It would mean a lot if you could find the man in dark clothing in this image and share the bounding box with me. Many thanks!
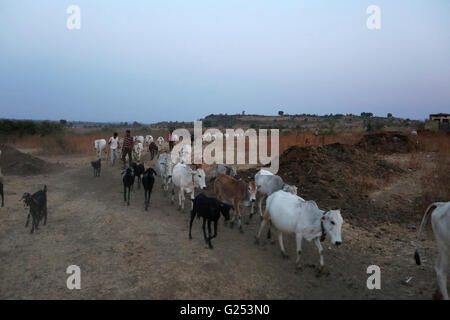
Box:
[122,130,134,168]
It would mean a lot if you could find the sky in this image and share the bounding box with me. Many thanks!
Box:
[0,0,449,123]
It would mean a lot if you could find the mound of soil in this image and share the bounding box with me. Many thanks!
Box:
[355,132,416,154]
[237,143,404,226]
[0,144,61,176]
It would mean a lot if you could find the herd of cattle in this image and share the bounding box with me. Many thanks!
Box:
[94,135,164,162]
[0,136,448,300]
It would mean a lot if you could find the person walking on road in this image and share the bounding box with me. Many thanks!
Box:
[109,132,120,166]
[122,130,134,169]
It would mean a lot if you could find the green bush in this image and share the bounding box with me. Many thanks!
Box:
[0,119,64,136]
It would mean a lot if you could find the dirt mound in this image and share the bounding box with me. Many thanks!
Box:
[237,143,404,226]
[0,144,61,176]
[355,132,416,154]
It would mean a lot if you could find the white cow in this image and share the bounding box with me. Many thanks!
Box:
[94,139,107,159]
[157,152,173,191]
[178,144,192,164]
[216,164,237,177]
[256,190,343,270]
[414,202,450,300]
[134,136,144,144]
[157,136,164,145]
[252,168,298,218]
[133,142,144,162]
[145,135,154,144]
[117,138,124,156]
[171,163,206,211]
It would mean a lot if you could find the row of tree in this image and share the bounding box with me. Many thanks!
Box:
[0,119,65,136]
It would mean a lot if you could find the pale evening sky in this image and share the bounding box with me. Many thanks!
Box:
[0,1,449,123]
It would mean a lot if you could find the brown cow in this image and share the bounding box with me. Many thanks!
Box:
[214,174,257,233]
[148,142,158,160]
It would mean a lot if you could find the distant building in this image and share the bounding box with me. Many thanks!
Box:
[429,113,450,131]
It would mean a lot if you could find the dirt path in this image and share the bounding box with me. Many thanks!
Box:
[0,155,439,299]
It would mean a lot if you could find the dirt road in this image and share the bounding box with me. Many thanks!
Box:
[0,154,438,299]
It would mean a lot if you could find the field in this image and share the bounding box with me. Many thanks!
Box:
[0,130,449,299]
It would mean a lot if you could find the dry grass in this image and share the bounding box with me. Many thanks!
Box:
[5,134,103,155]
[278,130,365,154]
[415,132,450,212]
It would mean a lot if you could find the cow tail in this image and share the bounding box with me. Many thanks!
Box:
[414,203,437,265]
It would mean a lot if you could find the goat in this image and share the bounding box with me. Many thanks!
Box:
[189,194,233,249]
[21,185,48,234]
[142,168,158,211]
[91,159,101,177]
[122,168,135,206]
[131,162,145,190]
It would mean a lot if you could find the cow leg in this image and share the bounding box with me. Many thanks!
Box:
[237,205,243,233]
[127,187,131,206]
[267,221,275,244]
[314,238,325,271]
[207,220,213,249]
[295,233,303,268]
[227,200,237,228]
[279,232,288,258]
[123,185,127,202]
[255,218,267,244]
[178,189,183,210]
[171,186,175,204]
[435,253,449,300]
[189,210,196,239]
[181,189,186,210]
[255,197,262,219]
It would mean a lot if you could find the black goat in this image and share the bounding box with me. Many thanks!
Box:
[142,168,157,211]
[91,159,101,177]
[131,162,145,190]
[21,185,47,234]
[189,194,233,249]
[122,167,135,206]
